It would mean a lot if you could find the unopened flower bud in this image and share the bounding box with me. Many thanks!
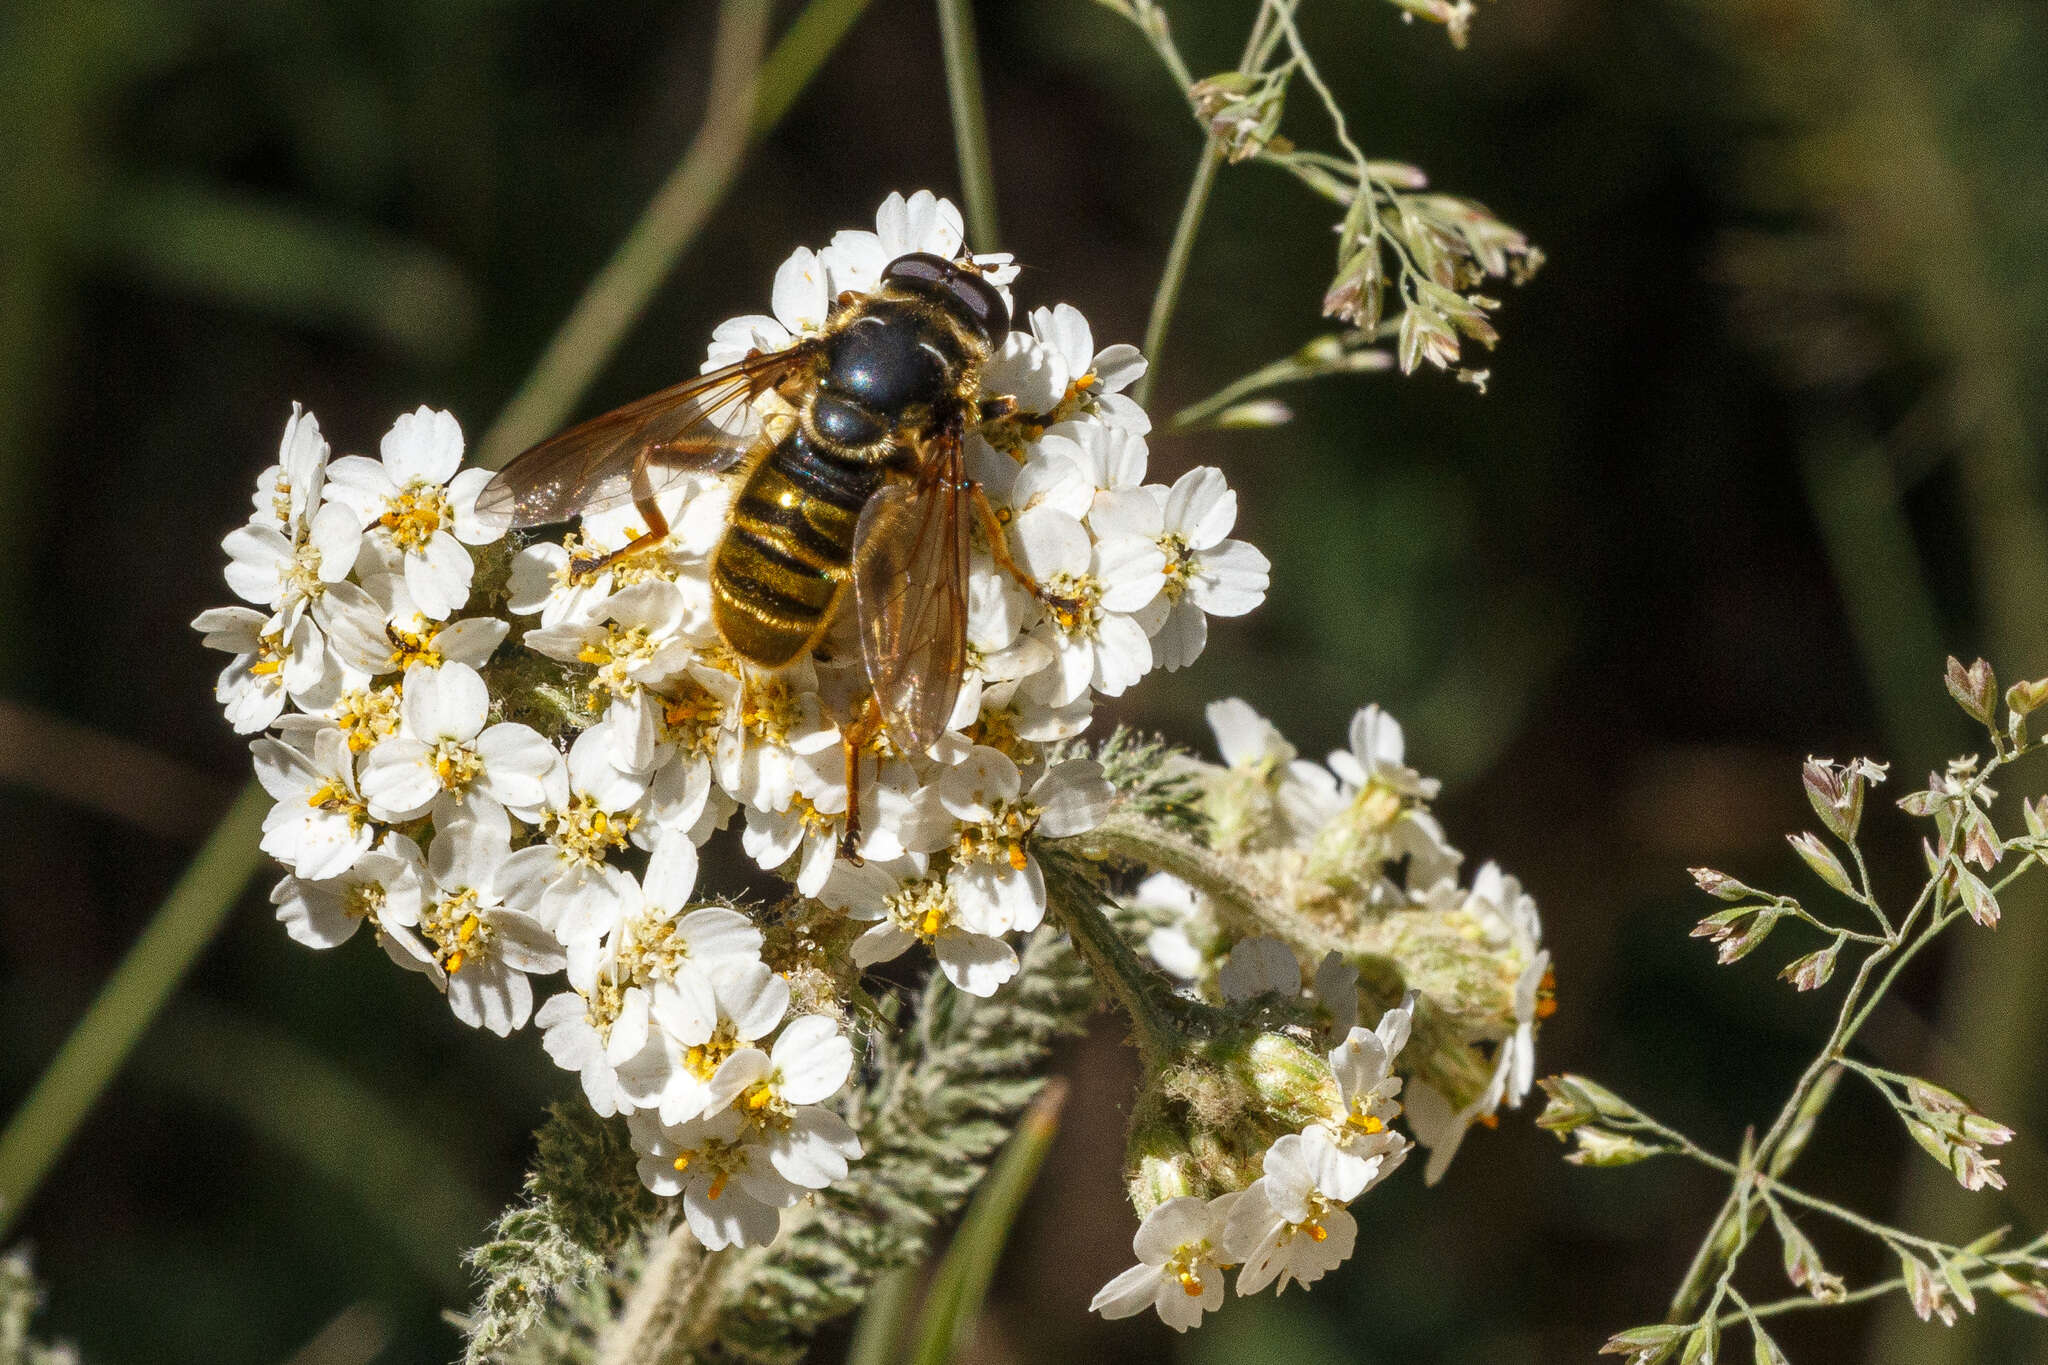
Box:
[1787,831,1854,895]
[1238,1030,1343,1128]
[1322,245,1386,332]
[1802,756,1873,842]
[1565,1126,1660,1167]
[1214,399,1294,429]
[1946,656,1998,728]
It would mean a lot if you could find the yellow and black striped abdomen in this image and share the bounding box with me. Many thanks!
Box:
[712,432,884,668]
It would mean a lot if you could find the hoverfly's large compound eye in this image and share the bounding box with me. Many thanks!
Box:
[882,252,1011,345]
[940,270,1009,345]
[881,252,953,289]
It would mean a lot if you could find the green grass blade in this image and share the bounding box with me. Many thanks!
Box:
[908,1078,1068,1365]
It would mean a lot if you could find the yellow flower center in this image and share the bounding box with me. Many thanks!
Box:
[333,686,402,753]
[431,739,484,793]
[249,628,289,679]
[955,802,1037,872]
[1351,780,1403,832]
[740,678,805,744]
[1043,573,1103,637]
[342,881,386,923]
[421,888,488,973]
[551,796,637,864]
[385,620,442,671]
[305,779,369,830]
[379,480,450,552]
[660,680,725,755]
[1165,1241,1214,1298]
[685,1023,739,1081]
[577,623,656,697]
[964,707,1030,762]
[886,879,957,944]
[1159,533,1196,601]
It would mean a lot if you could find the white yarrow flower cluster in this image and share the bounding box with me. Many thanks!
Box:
[1140,700,1548,1179]
[199,192,1268,1244]
[1094,696,1550,1328]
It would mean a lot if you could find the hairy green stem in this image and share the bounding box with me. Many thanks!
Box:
[1044,852,1179,1067]
[935,0,999,252]
[0,0,881,1240]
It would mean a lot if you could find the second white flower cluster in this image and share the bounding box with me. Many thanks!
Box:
[1097,985,1416,1331]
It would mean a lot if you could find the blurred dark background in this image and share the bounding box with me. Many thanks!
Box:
[6,0,2048,1360]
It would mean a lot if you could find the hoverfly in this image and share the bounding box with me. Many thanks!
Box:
[474,252,1065,857]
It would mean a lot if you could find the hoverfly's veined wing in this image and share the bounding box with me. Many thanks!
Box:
[852,434,971,755]
[474,345,817,530]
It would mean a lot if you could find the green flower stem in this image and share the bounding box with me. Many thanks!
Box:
[1079,806,1359,963]
[1665,1138,1976,1261]
[934,0,999,252]
[593,1223,724,1365]
[0,780,269,1235]
[1666,754,2022,1320]
[1133,142,1222,412]
[1170,348,1302,431]
[1044,852,1180,1068]
[0,0,882,1240]
[748,0,877,137]
[1130,0,1293,411]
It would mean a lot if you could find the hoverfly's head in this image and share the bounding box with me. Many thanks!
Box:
[882,252,1010,346]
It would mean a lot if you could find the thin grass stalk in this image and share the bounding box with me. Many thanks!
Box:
[934,0,1000,252]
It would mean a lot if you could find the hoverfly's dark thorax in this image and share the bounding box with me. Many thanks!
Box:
[824,304,949,414]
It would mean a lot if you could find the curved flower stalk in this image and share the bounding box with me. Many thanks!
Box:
[196,190,1549,1357]
[1559,659,2048,1364]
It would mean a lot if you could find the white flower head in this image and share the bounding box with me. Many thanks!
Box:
[271,831,427,954]
[357,662,566,824]
[223,408,363,622]
[251,725,375,881]
[1029,302,1150,433]
[1225,1125,1392,1295]
[1090,1193,1239,1332]
[822,858,1021,998]
[322,407,500,620]
[918,749,1113,937]
[399,804,567,1035]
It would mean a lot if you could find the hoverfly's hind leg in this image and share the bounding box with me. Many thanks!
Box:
[968,482,1084,616]
[838,696,884,864]
[568,460,673,581]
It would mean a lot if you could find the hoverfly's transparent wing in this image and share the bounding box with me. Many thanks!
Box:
[852,433,971,755]
[474,345,816,529]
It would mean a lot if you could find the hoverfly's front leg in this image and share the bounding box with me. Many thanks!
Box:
[838,696,884,864]
[568,458,672,581]
[968,483,1084,616]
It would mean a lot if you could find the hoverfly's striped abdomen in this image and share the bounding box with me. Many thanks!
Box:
[712,431,884,667]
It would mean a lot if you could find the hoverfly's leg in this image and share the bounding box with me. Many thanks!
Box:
[838,697,884,864]
[968,482,1084,614]
[568,461,672,581]
[977,394,1019,423]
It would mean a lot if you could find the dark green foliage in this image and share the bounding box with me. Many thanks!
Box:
[460,1106,656,1365]
[459,923,1097,1365]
